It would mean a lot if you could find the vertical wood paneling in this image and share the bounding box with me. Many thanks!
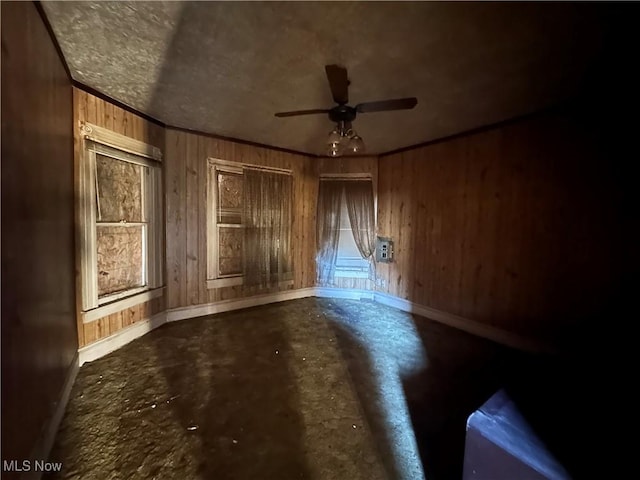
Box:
[398,153,414,299]
[413,153,429,302]
[82,297,164,346]
[74,88,165,346]
[165,129,318,308]
[302,157,319,287]
[165,130,187,309]
[293,154,304,287]
[197,136,208,306]
[74,88,165,145]
[376,158,391,291]
[377,110,621,339]
[185,134,200,305]
[1,1,76,463]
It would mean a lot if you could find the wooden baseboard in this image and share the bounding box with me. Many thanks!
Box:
[314,287,374,301]
[166,287,317,322]
[372,291,554,354]
[22,352,79,479]
[78,312,167,366]
[78,287,553,365]
[82,287,164,324]
[79,289,316,364]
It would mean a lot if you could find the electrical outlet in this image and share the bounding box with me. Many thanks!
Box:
[376,236,393,263]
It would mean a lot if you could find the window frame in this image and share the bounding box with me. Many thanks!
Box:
[207,161,244,288]
[78,122,164,319]
[335,196,371,278]
[206,158,293,290]
[319,174,375,279]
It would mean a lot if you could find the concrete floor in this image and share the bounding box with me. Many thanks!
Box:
[48,298,525,479]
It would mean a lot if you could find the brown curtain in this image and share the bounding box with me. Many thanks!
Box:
[243,168,293,288]
[316,180,344,285]
[344,180,376,281]
[344,180,376,279]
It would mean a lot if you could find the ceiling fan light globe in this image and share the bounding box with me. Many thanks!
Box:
[327,129,341,144]
[327,138,346,156]
[327,145,341,157]
[348,135,365,153]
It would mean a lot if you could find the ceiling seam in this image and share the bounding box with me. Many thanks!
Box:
[38,1,576,161]
[69,82,574,160]
[379,99,577,157]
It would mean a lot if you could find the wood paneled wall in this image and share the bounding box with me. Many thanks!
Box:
[165,129,317,309]
[82,297,166,345]
[74,88,165,149]
[74,88,166,346]
[1,1,76,464]
[377,110,623,341]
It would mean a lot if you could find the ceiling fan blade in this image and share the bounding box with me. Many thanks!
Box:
[274,109,330,118]
[356,97,418,113]
[325,64,349,105]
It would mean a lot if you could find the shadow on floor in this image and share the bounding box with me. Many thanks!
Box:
[47,306,313,479]
[406,312,620,480]
[51,297,601,480]
[498,343,613,480]
[403,314,522,480]
[145,309,311,479]
[322,298,527,480]
[48,298,390,480]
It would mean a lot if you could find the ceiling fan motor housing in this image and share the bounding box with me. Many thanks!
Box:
[329,105,357,123]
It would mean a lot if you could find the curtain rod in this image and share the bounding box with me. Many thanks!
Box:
[243,165,293,175]
[319,173,372,180]
[208,157,292,175]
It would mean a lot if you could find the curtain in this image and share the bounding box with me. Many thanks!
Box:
[243,168,293,288]
[316,180,344,285]
[344,180,376,279]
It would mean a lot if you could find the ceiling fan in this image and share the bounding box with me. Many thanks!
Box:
[275,65,418,156]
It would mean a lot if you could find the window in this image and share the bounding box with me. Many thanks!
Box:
[207,159,293,289]
[78,123,163,315]
[335,191,370,277]
[316,176,375,284]
[207,163,244,286]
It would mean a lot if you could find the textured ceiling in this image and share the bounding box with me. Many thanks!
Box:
[43,1,607,155]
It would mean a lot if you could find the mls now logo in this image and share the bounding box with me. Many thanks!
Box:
[3,460,63,473]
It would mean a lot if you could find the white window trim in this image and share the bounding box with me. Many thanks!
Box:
[78,122,164,313]
[207,162,243,287]
[206,158,292,289]
[81,122,162,162]
[82,287,164,324]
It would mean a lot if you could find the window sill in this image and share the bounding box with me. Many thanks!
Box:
[206,277,294,290]
[206,276,244,289]
[334,270,370,279]
[82,287,164,324]
[98,285,149,306]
